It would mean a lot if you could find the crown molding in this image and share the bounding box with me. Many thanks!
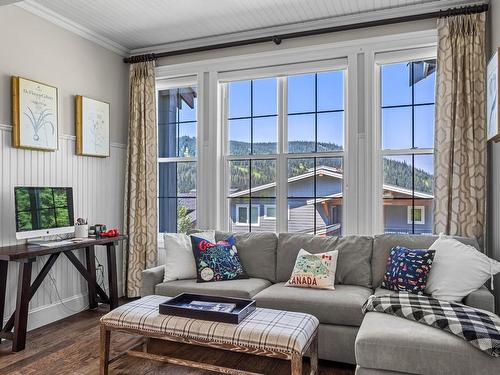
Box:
[12,0,485,59]
[130,0,485,56]
[15,0,130,57]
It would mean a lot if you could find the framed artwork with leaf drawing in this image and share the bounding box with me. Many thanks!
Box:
[75,96,110,157]
[11,76,58,151]
[487,48,499,142]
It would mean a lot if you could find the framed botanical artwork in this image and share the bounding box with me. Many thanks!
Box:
[487,48,499,142]
[75,95,110,157]
[12,76,58,151]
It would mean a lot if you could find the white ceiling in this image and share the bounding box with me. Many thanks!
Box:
[14,0,481,55]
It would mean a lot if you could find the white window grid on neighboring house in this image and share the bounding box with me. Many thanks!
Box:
[235,204,261,226]
[263,204,276,219]
[407,206,425,225]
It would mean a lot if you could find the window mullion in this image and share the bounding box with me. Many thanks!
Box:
[277,77,288,233]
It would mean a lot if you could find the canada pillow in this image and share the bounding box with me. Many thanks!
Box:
[381,246,435,295]
[285,249,339,290]
[190,235,247,283]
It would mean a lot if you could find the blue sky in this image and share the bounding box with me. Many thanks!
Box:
[228,72,345,150]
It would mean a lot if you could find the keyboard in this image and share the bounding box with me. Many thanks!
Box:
[36,240,74,247]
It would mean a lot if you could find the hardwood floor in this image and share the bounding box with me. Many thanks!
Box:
[0,302,355,375]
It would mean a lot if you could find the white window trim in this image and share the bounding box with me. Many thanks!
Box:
[235,204,261,226]
[222,61,348,234]
[263,204,276,220]
[408,206,425,225]
[156,76,199,235]
[371,46,437,234]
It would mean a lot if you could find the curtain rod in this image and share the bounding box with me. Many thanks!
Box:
[123,3,488,64]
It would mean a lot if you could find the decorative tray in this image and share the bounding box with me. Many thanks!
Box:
[159,293,256,324]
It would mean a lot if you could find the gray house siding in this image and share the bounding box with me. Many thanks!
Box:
[383,204,433,234]
[229,172,431,235]
[229,176,343,235]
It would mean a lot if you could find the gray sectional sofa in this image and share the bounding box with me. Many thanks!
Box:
[141,232,498,375]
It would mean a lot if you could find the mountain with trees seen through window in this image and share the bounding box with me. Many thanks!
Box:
[174,136,433,195]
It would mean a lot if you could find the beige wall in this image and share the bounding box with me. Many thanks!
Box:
[488,0,500,313]
[0,5,128,144]
[0,4,128,329]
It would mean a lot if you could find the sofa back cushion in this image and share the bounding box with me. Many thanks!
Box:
[276,233,373,288]
[215,231,277,282]
[372,234,480,288]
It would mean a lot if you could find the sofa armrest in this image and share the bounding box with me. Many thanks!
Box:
[140,265,165,296]
[463,286,495,313]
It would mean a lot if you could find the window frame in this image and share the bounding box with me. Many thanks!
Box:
[235,204,261,226]
[263,204,276,220]
[156,76,199,236]
[407,205,425,225]
[373,47,437,234]
[220,58,348,234]
[154,29,438,237]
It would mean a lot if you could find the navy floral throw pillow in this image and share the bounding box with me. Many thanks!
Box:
[381,246,435,295]
[191,235,247,283]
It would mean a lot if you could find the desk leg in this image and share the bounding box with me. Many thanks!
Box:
[13,260,33,352]
[0,260,7,343]
[85,246,98,309]
[106,243,118,310]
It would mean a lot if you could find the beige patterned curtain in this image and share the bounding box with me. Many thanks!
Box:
[434,12,486,244]
[124,61,157,297]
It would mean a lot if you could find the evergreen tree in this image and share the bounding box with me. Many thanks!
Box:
[177,205,193,233]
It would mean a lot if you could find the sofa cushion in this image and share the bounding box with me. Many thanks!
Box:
[464,286,495,313]
[254,282,372,326]
[215,231,277,282]
[356,312,500,375]
[154,278,271,299]
[372,234,479,289]
[276,233,373,288]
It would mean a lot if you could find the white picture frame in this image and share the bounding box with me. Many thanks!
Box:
[487,49,499,142]
[75,95,110,157]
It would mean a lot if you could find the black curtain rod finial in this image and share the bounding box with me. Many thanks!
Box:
[123,53,156,64]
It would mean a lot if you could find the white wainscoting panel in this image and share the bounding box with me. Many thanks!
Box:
[0,124,126,331]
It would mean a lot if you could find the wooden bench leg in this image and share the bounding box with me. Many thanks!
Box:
[291,353,303,375]
[100,325,111,375]
[309,332,318,375]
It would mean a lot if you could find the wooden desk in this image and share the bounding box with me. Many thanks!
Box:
[0,235,127,352]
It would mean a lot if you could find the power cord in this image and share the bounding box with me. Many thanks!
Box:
[95,255,107,294]
[47,270,89,314]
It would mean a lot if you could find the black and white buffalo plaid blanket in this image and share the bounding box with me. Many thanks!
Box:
[362,293,500,357]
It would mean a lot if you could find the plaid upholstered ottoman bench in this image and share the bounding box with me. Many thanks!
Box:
[99,295,319,375]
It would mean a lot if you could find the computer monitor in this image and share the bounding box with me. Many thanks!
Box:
[14,187,74,240]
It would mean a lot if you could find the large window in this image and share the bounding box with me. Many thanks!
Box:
[225,68,345,235]
[157,85,197,233]
[379,58,436,234]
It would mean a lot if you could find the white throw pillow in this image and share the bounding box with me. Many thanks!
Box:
[162,231,216,283]
[285,249,339,290]
[425,236,500,302]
